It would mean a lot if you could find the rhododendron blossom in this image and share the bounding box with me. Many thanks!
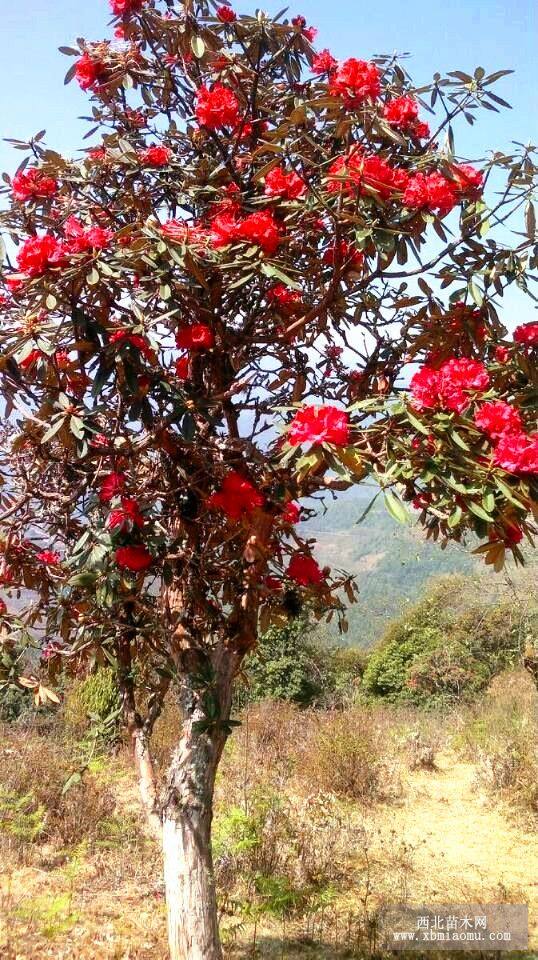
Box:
[403,172,457,216]
[474,401,522,440]
[216,4,237,22]
[287,554,324,585]
[264,166,306,200]
[288,405,350,446]
[211,209,281,255]
[138,145,171,167]
[64,217,113,253]
[115,545,153,571]
[312,49,337,74]
[329,58,381,106]
[110,0,145,14]
[108,497,145,531]
[493,432,538,475]
[195,84,240,129]
[383,95,430,139]
[36,550,61,565]
[514,322,538,346]
[12,168,58,202]
[207,471,265,520]
[17,235,65,277]
[267,284,303,314]
[176,324,215,351]
[99,472,126,502]
[110,330,156,363]
[328,149,409,201]
[75,52,106,90]
[410,358,490,413]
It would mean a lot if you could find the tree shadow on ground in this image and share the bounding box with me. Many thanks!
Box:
[225,938,537,960]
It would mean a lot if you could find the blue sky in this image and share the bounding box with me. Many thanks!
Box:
[1,0,536,171]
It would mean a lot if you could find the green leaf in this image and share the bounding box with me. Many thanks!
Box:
[41,418,64,444]
[260,262,301,290]
[406,409,431,436]
[191,36,205,58]
[383,491,410,525]
[468,501,493,523]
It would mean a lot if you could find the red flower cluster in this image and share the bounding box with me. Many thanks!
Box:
[403,172,457,217]
[110,329,156,363]
[75,52,106,91]
[267,284,303,315]
[99,471,126,502]
[451,163,484,196]
[115,544,153,571]
[383,95,430,139]
[175,355,191,380]
[287,554,324,586]
[36,550,61,566]
[211,209,281,255]
[216,4,237,22]
[291,15,317,43]
[282,502,301,524]
[65,216,112,252]
[494,432,538,475]
[265,166,306,200]
[514,322,538,346]
[110,0,145,14]
[17,235,65,277]
[474,401,522,440]
[410,358,490,414]
[12,168,58,203]
[108,497,144,531]
[312,49,337,74]
[329,58,381,106]
[288,405,350,446]
[138,145,171,167]
[328,149,409,201]
[195,84,240,130]
[176,324,215,351]
[207,471,265,521]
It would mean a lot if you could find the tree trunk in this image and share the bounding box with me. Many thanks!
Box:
[161,652,236,960]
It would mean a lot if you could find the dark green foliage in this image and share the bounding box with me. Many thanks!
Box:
[362,575,533,704]
[240,618,323,707]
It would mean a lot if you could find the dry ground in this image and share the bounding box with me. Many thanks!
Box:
[1,745,537,959]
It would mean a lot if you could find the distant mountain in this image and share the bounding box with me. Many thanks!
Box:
[301,493,476,648]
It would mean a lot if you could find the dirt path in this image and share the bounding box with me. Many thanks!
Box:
[372,751,538,945]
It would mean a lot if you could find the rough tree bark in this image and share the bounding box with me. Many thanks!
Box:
[161,648,239,960]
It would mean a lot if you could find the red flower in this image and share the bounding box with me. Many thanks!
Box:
[291,16,317,42]
[110,0,145,14]
[493,432,538,475]
[115,545,153,571]
[495,345,510,363]
[100,471,126,502]
[312,49,337,74]
[265,575,283,591]
[287,554,324,586]
[403,172,457,217]
[65,217,112,253]
[410,358,490,414]
[216,4,237,21]
[12,168,58,203]
[175,355,191,380]
[138,145,171,167]
[329,58,381,106]
[0,600,6,615]
[36,550,61,565]
[265,166,306,200]
[238,210,281,255]
[503,522,523,545]
[328,149,409,201]
[75,52,106,91]
[176,324,215,351]
[451,163,484,197]
[514,322,538,346]
[474,401,522,440]
[288,405,350,446]
[161,219,208,247]
[20,349,44,370]
[282,502,301,524]
[108,497,144,531]
[195,84,241,130]
[207,471,265,521]
[383,95,430,139]
[110,329,156,363]
[267,284,303,315]
[17,234,65,277]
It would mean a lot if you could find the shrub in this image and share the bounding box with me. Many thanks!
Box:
[63,668,120,740]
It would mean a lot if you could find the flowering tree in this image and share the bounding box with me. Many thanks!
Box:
[0,0,537,956]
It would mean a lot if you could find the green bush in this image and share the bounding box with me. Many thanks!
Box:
[239,618,324,707]
[64,668,120,739]
[362,575,530,705]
